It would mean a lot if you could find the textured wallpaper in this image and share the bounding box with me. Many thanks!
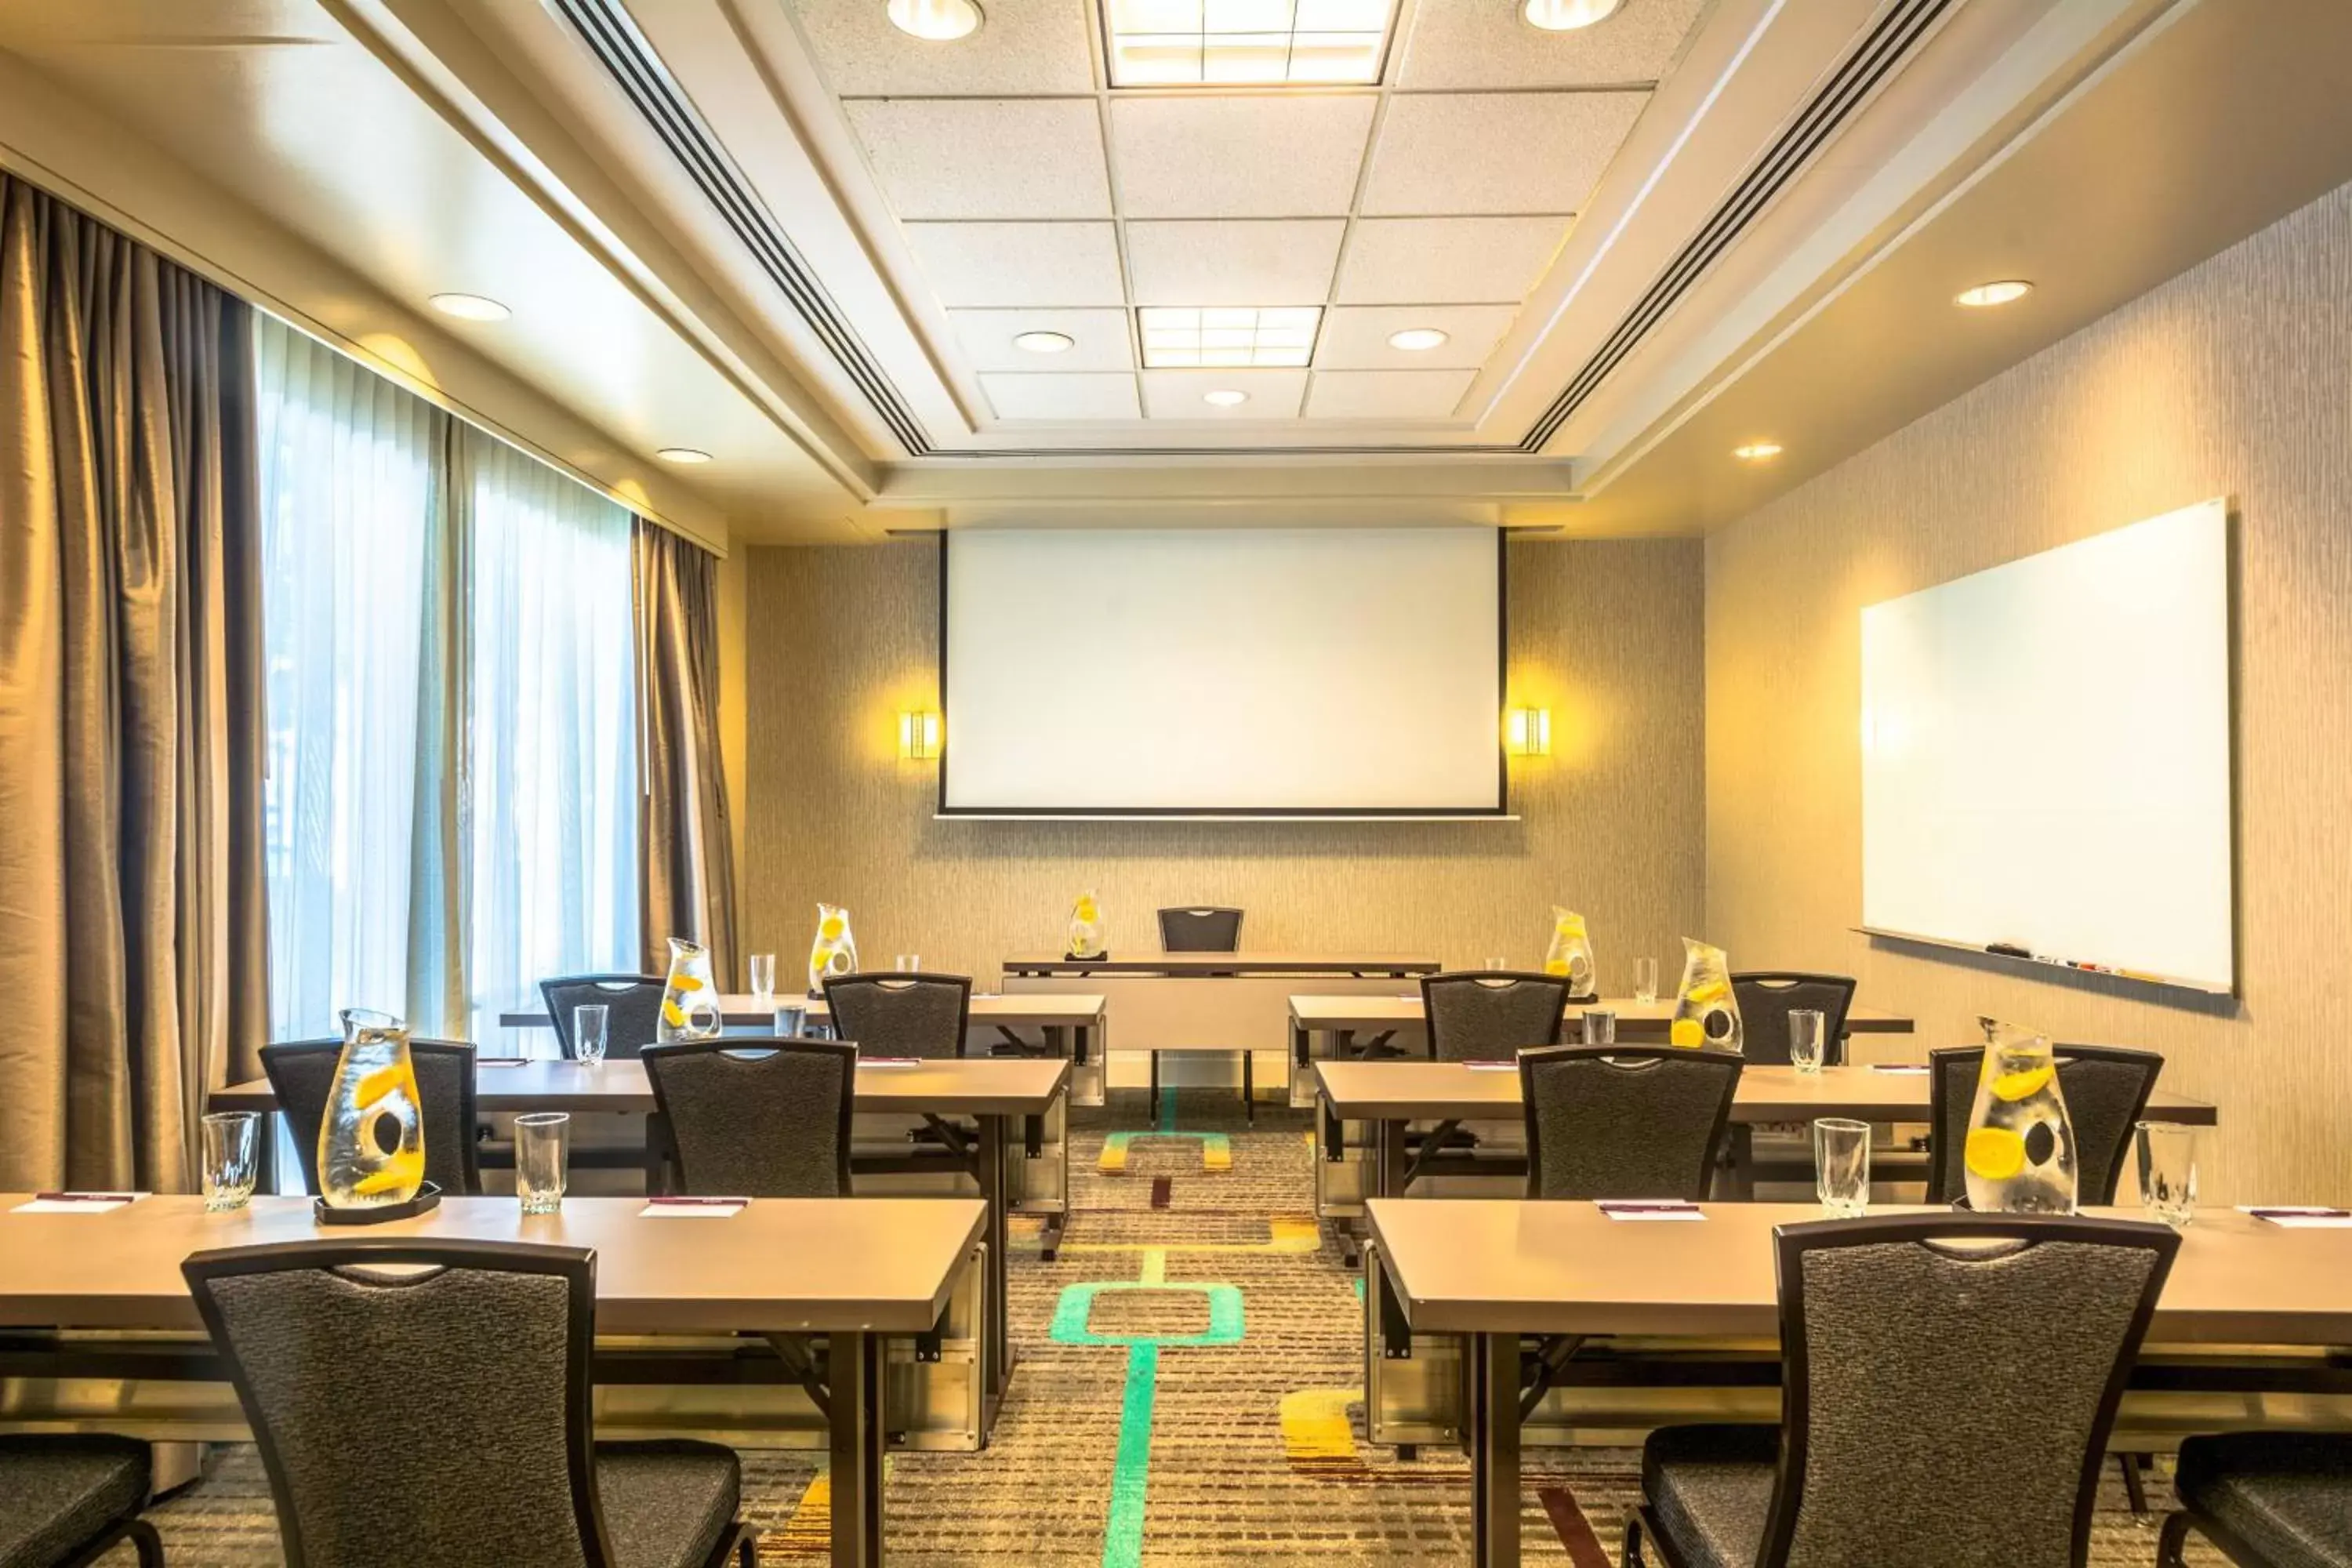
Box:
[743,536,1705,996]
[1706,178,2352,1203]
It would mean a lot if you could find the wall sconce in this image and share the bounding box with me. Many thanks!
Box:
[1505,707,1552,757]
[898,710,942,760]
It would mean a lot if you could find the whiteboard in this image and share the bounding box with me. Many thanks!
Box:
[940,527,1504,815]
[1860,499,2234,992]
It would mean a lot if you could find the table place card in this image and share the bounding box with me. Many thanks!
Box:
[641,1197,749,1218]
[1870,1064,1931,1075]
[15,1192,146,1214]
[859,1057,922,1068]
[1597,1200,1705,1222]
[1463,1060,1519,1072]
[2241,1206,2352,1229]
[477,1057,530,1068]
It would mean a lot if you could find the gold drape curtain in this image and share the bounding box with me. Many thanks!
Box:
[633,519,738,982]
[0,176,268,1191]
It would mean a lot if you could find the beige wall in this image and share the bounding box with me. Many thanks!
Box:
[743,535,1705,993]
[1705,178,2352,1204]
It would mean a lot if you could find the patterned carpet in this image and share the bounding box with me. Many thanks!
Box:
[122,1091,2220,1566]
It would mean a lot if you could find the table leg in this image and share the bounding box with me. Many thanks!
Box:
[829,1328,887,1568]
[1721,1124,1756,1202]
[1242,1048,1254,1123]
[1468,1330,1522,1568]
[643,1112,672,1197]
[978,1114,1012,1410]
[1149,1049,1160,1122]
[256,1110,280,1196]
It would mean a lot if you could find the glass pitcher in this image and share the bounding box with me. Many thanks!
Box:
[1669,937,1744,1052]
[1964,1019,2078,1214]
[1544,907,1595,994]
[318,1007,426,1208]
[659,937,724,1043]
[806,905,860,995]
[1067,889,1105,960]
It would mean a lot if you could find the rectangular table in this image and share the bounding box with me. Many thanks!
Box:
[1007,954,1439,1120]
[212,1057,1069,1424]
[1368,1198,2352,1567]
[0,1193,984,1567]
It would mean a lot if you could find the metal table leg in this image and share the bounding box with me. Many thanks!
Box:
[1468,1329,1521,1567]
[829,1328,887,1567]
[1721,1123,1756,1201]
[978,1112,1012,1412]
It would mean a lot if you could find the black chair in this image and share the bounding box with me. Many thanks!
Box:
[261,1037,484,1196]
[2161,1432,2352,1567]
[540,974,666,1059]
[1625,1212,2179,1568]
[182,1237,756,1568]
[1926,1043,2164,1205]
[642,1038,857,1198]
[1421,971,1574,1062]
[0,1436,160,1566]
[1154,906,1250,1119]
[1730,972,1857,1067]
[822,973,972,1061]
[1519,1045,1743,1201]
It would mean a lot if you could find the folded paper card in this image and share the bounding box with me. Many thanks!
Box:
[1598,1200,1704,1222]
[641,1197,748,1218]
[15,1192,145,1214]
[2241,1206,2352,1229]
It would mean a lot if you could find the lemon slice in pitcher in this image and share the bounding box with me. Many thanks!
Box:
[1991,1064,2053,1102]
[1965,1126,2027,1181]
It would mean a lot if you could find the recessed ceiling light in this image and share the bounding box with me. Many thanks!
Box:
[1104,0,1392,85]
[1955,279,2034,308]
[1140,306,1321,369]
[656,447,713,464]
[1012,330,1075,354]
[887,0,982,42]
[429,292,510,322]
[1387,328,1450,352]
[1732,441,1783,462]
[1202,390,1249,408]
[1522,0,1623,31]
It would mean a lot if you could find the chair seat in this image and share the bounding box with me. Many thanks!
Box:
[1642,1424,1777,1568]
[597,1439,741,1568]
[0,1435,151,1568]
[2177,1432,2352,1568]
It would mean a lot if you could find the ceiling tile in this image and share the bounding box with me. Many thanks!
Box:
[845,99,1110,220]
[1336,216,1566,303]
[1305,369,1478,419]
[982,372,1142,421]
[1314,305,1521,369]
[1110,95,1377,218]
[902,222,1126,307]
[1359,91,1646,215]
[1139,368,1308,419]
[790,0,1096,95]
[951,308,1134,372]
[1398,0,1708,89]
[1126,219,1346,307]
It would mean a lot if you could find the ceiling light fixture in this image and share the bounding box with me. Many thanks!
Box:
[1387,328,1450,352]
[1732,441,1783,462]
[1203,390,1249,408]
[1955,278,2034,308]
[1103,0,1393,86]
[1522,0,1622,31]
[429,292,510,322]
[1140,306,1321,369]
[887,0,983,42]
[656,447,713,464]
[1012,330,1075,354]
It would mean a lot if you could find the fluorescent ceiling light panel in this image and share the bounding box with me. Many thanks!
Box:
[1104,0,1393,86]
[1138,306,1322,368]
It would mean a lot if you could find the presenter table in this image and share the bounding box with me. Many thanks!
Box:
[1367,1197,2352,1568]
[1007,954,1439,1120]
[0,1193,984,1568]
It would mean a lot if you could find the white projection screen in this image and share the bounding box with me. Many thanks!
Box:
[941,527,1505,816]
[1860,498,2234,993]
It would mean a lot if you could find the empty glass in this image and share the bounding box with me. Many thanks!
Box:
[895,954,921,973]
[1581,1009,1617,1047]
[1788,1009,1827,1075]
[1483,956,1508,971]
[748,953,777,1006]
[1813,1117,1871,1218]
[775,1003,808,1039]
[516,1112,571,1214]
[202,1111,260,1211]
[1632,956,1659,1004]
[2136,1122,2198,1227]
[574,1004,609,1065]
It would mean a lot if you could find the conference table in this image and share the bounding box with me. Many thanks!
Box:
[499,992,1111,1107]
[1006,953,1440,1120]
[1368,1197,2352,1568]
[212,1057,1068,1425]
[0,1192,983,1567]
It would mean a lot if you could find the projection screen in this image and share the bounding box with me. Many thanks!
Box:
[940,527,1506,816]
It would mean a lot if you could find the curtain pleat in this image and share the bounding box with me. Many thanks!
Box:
[633,521,739,984]
[0,176,267,1191]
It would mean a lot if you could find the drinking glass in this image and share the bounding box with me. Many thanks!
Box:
[2136,1122,2198,1228]
[1813,1117,1871,1217]
[202,1111,260,1211]
[1581,1009,1617,1047]
[516,1112,571,1214]
[895,954,921,973]
[574,1004,609,1065]
[775,1003,808,1039]
[1483,956,1508,971]
[1788,1009,1827,1075]
[1632,957,1659,1004]
[748,953,777,1006]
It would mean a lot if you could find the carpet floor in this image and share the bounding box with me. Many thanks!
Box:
[117,1091,2223,1565]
